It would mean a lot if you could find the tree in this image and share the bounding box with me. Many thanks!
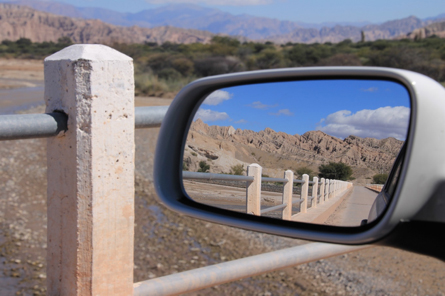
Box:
[198,161,210,173]
[318,162,353,181]
[230,164,245,175]
[296,166,316,180]
[373,173,388,184]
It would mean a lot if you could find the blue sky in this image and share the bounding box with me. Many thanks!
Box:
[51,0,444,24]
[195,79,410,140]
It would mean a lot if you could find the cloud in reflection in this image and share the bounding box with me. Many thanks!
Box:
[317,106,409,140]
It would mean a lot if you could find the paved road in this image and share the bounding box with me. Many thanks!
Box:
[334,186,378,227]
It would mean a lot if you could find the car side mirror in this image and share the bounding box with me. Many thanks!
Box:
[153,67,445,258]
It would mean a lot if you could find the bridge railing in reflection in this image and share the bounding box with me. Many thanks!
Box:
[365,184,384,193]
[183,163,353,220]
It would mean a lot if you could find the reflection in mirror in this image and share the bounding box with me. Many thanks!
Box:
[182,79,410,227]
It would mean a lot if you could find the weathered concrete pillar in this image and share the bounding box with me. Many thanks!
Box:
[312,177,319,208]
[282,170,294,220]
[246,163,262,215]
[45,44,135,296]
[319,178,325,204]
[300,174,309,213]
[325,179,330,200]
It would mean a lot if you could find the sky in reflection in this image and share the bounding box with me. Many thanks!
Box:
[195,79,410,140]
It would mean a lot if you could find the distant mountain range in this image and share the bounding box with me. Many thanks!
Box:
[0,3,213,44]
[1,0,445,44]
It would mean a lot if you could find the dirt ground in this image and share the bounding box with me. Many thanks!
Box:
[0,59,444,296]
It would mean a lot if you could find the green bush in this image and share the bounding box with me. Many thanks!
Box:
[296,166,316,180]
[373,173,388,184]
[198,161,210,173]
[230,164,245,175]
[318,162,353,181]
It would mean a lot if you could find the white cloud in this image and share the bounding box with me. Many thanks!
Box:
[248,101,278,110]
[269,109,294,116]
[203,90,233,105]
[235,119,247,124]
[145,0,273,5]
[361,87,378,92]
[194,108,230,122]
[317,106,410,140]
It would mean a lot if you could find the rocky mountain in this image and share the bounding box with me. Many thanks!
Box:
[0,4,214,44]
[399,21,445,39]
[3,0,445,43]
[267,16,437,43]
[185,119,403,183]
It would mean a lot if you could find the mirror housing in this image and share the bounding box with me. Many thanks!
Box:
[154,67,445,251]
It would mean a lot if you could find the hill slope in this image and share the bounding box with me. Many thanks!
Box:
[184,119,403,184]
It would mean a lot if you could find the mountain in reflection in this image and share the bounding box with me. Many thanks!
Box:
[185,119,403,185]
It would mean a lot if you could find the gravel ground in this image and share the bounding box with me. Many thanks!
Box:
[0,104,444,296]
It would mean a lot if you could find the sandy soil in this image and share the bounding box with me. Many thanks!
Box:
[0,60,444,296]
[0,59,44,89]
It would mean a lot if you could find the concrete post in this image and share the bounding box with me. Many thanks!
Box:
[45,45,135,296]
[300,174,309,213]
[319,178,325,204]
[282,170,294,220]
[246,163,262,215]
[325,179,330,200]
[312,177,319,208]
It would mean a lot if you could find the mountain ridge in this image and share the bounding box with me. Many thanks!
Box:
[0,3,214,44]
[185,119,403,183]
[3,0,445,43]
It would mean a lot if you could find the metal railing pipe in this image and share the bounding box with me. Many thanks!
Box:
[133,243,371,296]
[0,112,68,140]
[135,106,169,128]
[293,179,305,184]
[261,177,288,183]
[0,106,169,141]
[183,171,254,182]
[260,203,287,214]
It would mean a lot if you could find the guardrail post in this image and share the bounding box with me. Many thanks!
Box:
[300,174,309,213]
[282,170,293,220]
[312,177,319,208]
[319,178,325,204]
[325,179,330,200]
[246,163,262,215]
[45,45,134,295]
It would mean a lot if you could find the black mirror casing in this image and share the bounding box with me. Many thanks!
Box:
[153,67,445,258]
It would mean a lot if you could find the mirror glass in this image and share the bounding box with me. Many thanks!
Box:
[182,79,410,227]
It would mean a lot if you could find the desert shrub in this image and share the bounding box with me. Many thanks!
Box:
[198,161,210,173]
[318,162,353,181]
[134,73,168,96]
[171,57,194,76]
[157,68,182,80]
[254,48,284,69]
[373,173,388,184]
[194,56,243,76]
[230,164,245,175]
[296,167,316,180]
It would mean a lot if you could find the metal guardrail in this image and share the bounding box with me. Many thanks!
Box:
[2,46,363,296]
[0,112,68,140]
[1,103,358,296]
[183,171,254,182]
[134,243,371,296]
[0,106,169,141]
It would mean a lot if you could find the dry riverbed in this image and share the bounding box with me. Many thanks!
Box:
[0,59,444,295]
